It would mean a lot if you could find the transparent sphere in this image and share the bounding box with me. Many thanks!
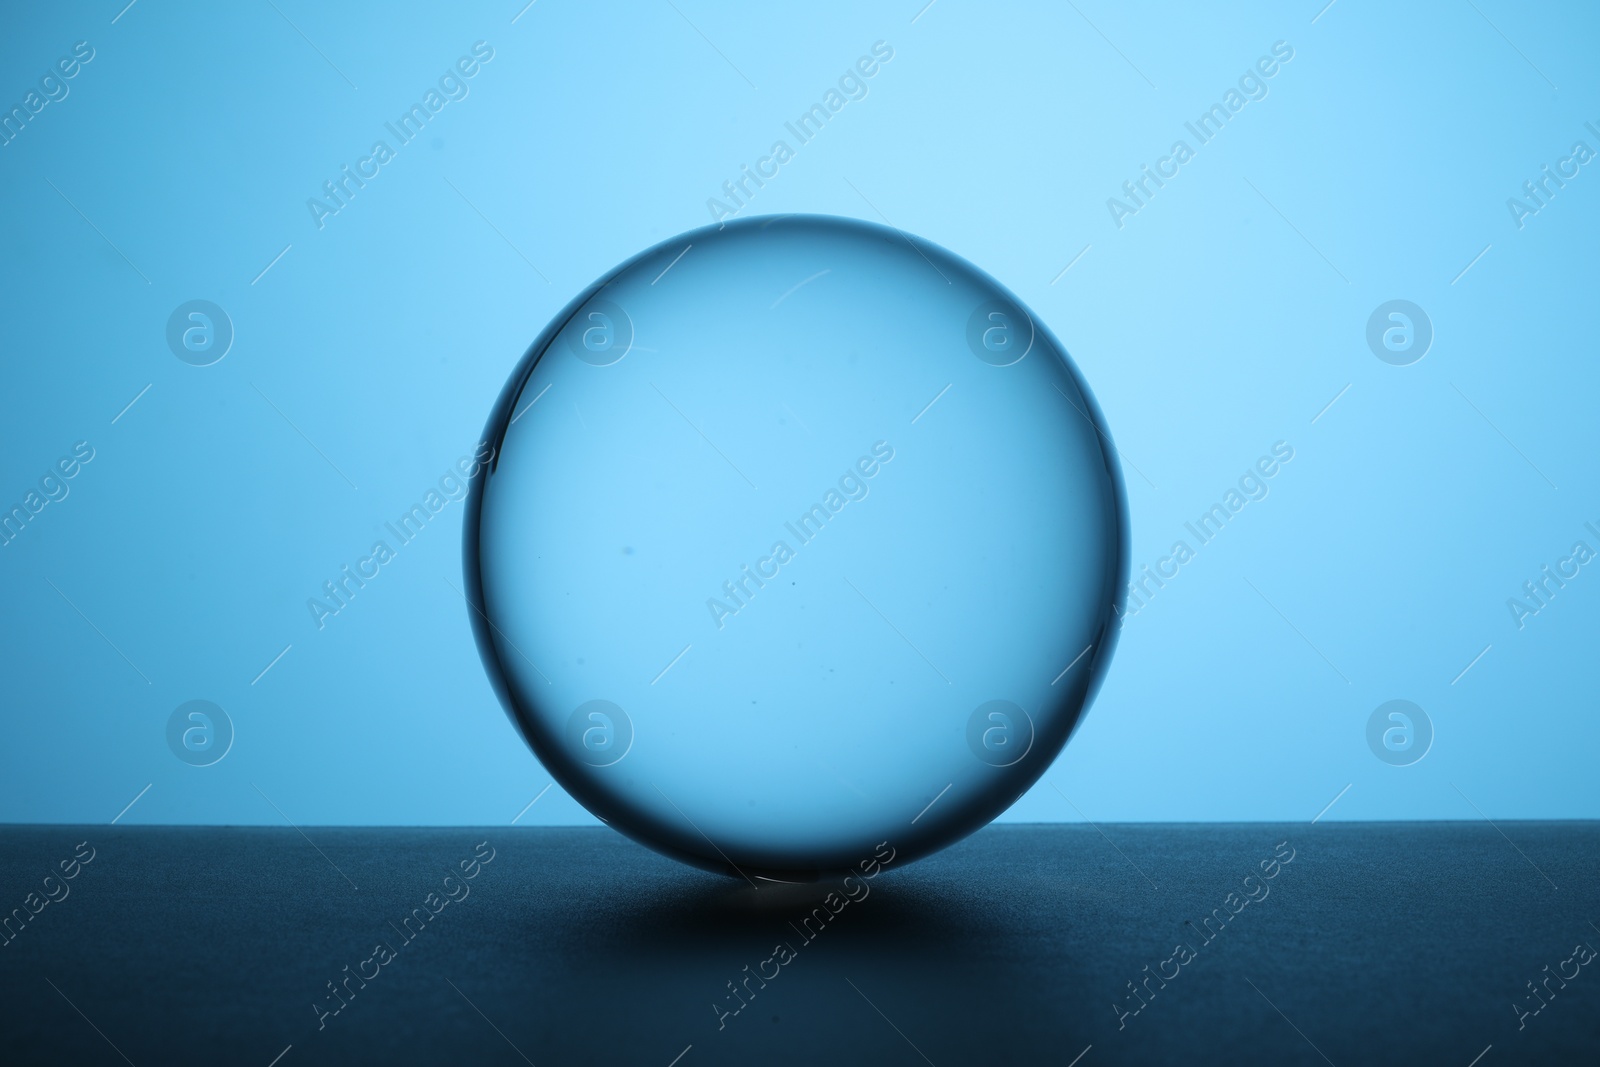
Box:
[465,215,1127,880]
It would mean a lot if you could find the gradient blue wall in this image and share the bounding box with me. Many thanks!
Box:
[2,0,1595,827]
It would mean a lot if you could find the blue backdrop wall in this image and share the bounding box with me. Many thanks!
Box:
[2,0,1596,827]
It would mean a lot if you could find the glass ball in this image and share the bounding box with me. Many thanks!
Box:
[465,215,1126,880]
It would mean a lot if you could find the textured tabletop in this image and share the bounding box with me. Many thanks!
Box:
[1,822,1596,1065]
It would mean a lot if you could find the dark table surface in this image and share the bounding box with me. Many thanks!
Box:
[0,822,1595,1066]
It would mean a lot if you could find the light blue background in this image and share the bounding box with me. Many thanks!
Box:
[1,0,1595,828]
